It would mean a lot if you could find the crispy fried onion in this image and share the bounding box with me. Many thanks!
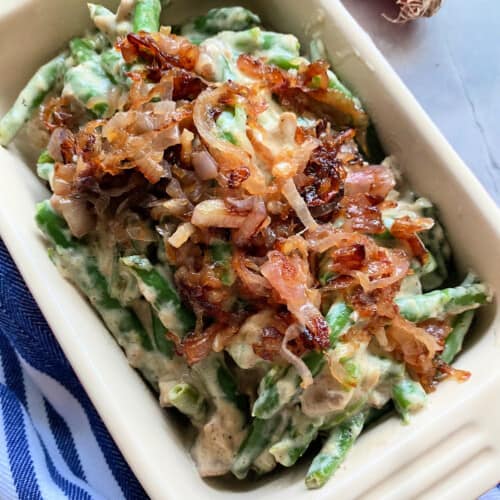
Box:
[386,315,441,389]
[261,244,330,349]
[282,178,318,231]
[191,197,268,245]
[344,164,396,199]
[390,215,434,262]
[232,250,271,296]
[281,324,314,388]
[309,226,410,291]
[231,197,268,246]
[182,323,238,365]
[193,83,267,194]
[48,74,191,186]
[237,55,369,132]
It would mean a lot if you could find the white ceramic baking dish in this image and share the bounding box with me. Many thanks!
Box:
[0,0,499,498]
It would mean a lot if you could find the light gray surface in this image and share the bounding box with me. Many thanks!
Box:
[342,0,500,205]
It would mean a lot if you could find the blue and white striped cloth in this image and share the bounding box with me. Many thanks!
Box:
[0,238,498,499]
[0,240,146,499]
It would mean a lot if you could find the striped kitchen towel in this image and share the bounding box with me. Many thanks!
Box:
[0,240,147,500]
[0,236,498,499]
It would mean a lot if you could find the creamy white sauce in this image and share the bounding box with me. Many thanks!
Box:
[226,309,275,369]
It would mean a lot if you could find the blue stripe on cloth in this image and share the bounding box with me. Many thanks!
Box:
[0,331,27,408]
[0,397,19,500]
[0,384,42,500]
[19,359,104,500]
[44,400,87,482]
[0,238,147,499]
[19,359,124,499]
[39,432,92,500]
[1,329,84,499]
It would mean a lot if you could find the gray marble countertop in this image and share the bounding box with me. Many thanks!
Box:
[342,0,500,205]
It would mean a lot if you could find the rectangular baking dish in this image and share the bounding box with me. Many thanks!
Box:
[0,1,499,498]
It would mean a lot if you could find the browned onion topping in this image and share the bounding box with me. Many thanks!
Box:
[39,30,448,385]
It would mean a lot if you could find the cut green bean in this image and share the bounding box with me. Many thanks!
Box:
[195,7,260,35]
[392,378,427,423]
[70,38,98,64]
[63,54,113,116]
[270,409,322,467]
[36,149,55,184]
[35,201,153,350]
[305,410,367,489]
[395,283,491,322]
[168,382,206,423]
[420,207,451,292]
[88,3,116,39]
[231,414,283,479]
[88,2,133,41]
[216,359,249,415]
[181,7,261,44]
[441,310,475,364]
[210,241,235,286]
[252,350,324,419]
[100,48,130,86]
[325,302,353,346]
[252,302,351,419]
[121,255,195,338]
[133,0,161,33]
[151,308,175,358]
[35,200,75,249]
[0,54,66,146]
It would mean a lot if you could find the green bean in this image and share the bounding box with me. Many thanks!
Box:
[0,54,66,146]
[308,38,357,100]
[420,206,451,292]
[70,38,99,64]
[168,382,206,423]
[204,28,301,75]
[252,413,289,474]
[270,409,322,467]
[192,353,248,442]
[441,310,475,364]
[36,149,55,184]
[216,105,247,145]
[63,53,113,117]
[196,7,260,35]
[252,302,352,419]
[133,0,161,33]
[35,200,75,249]
[252,350,324,419]
[151,307,175,358]
[88,3,114,24]
[100,49,130,86]
[181,7,261,45]
[391,378,427,424]
[231,28,301,70]
[216,358,249,415]
[35,201,153,350]
[88,2,132,41]
[325,302,353,346]
[231,414,283,479]
[121,255,195,338]
[320,397,368,431]
[252,302,350,419]
[192,353,244,406]
[210,241,235,286]
[305,410,367,489]
[395,283,491,322]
